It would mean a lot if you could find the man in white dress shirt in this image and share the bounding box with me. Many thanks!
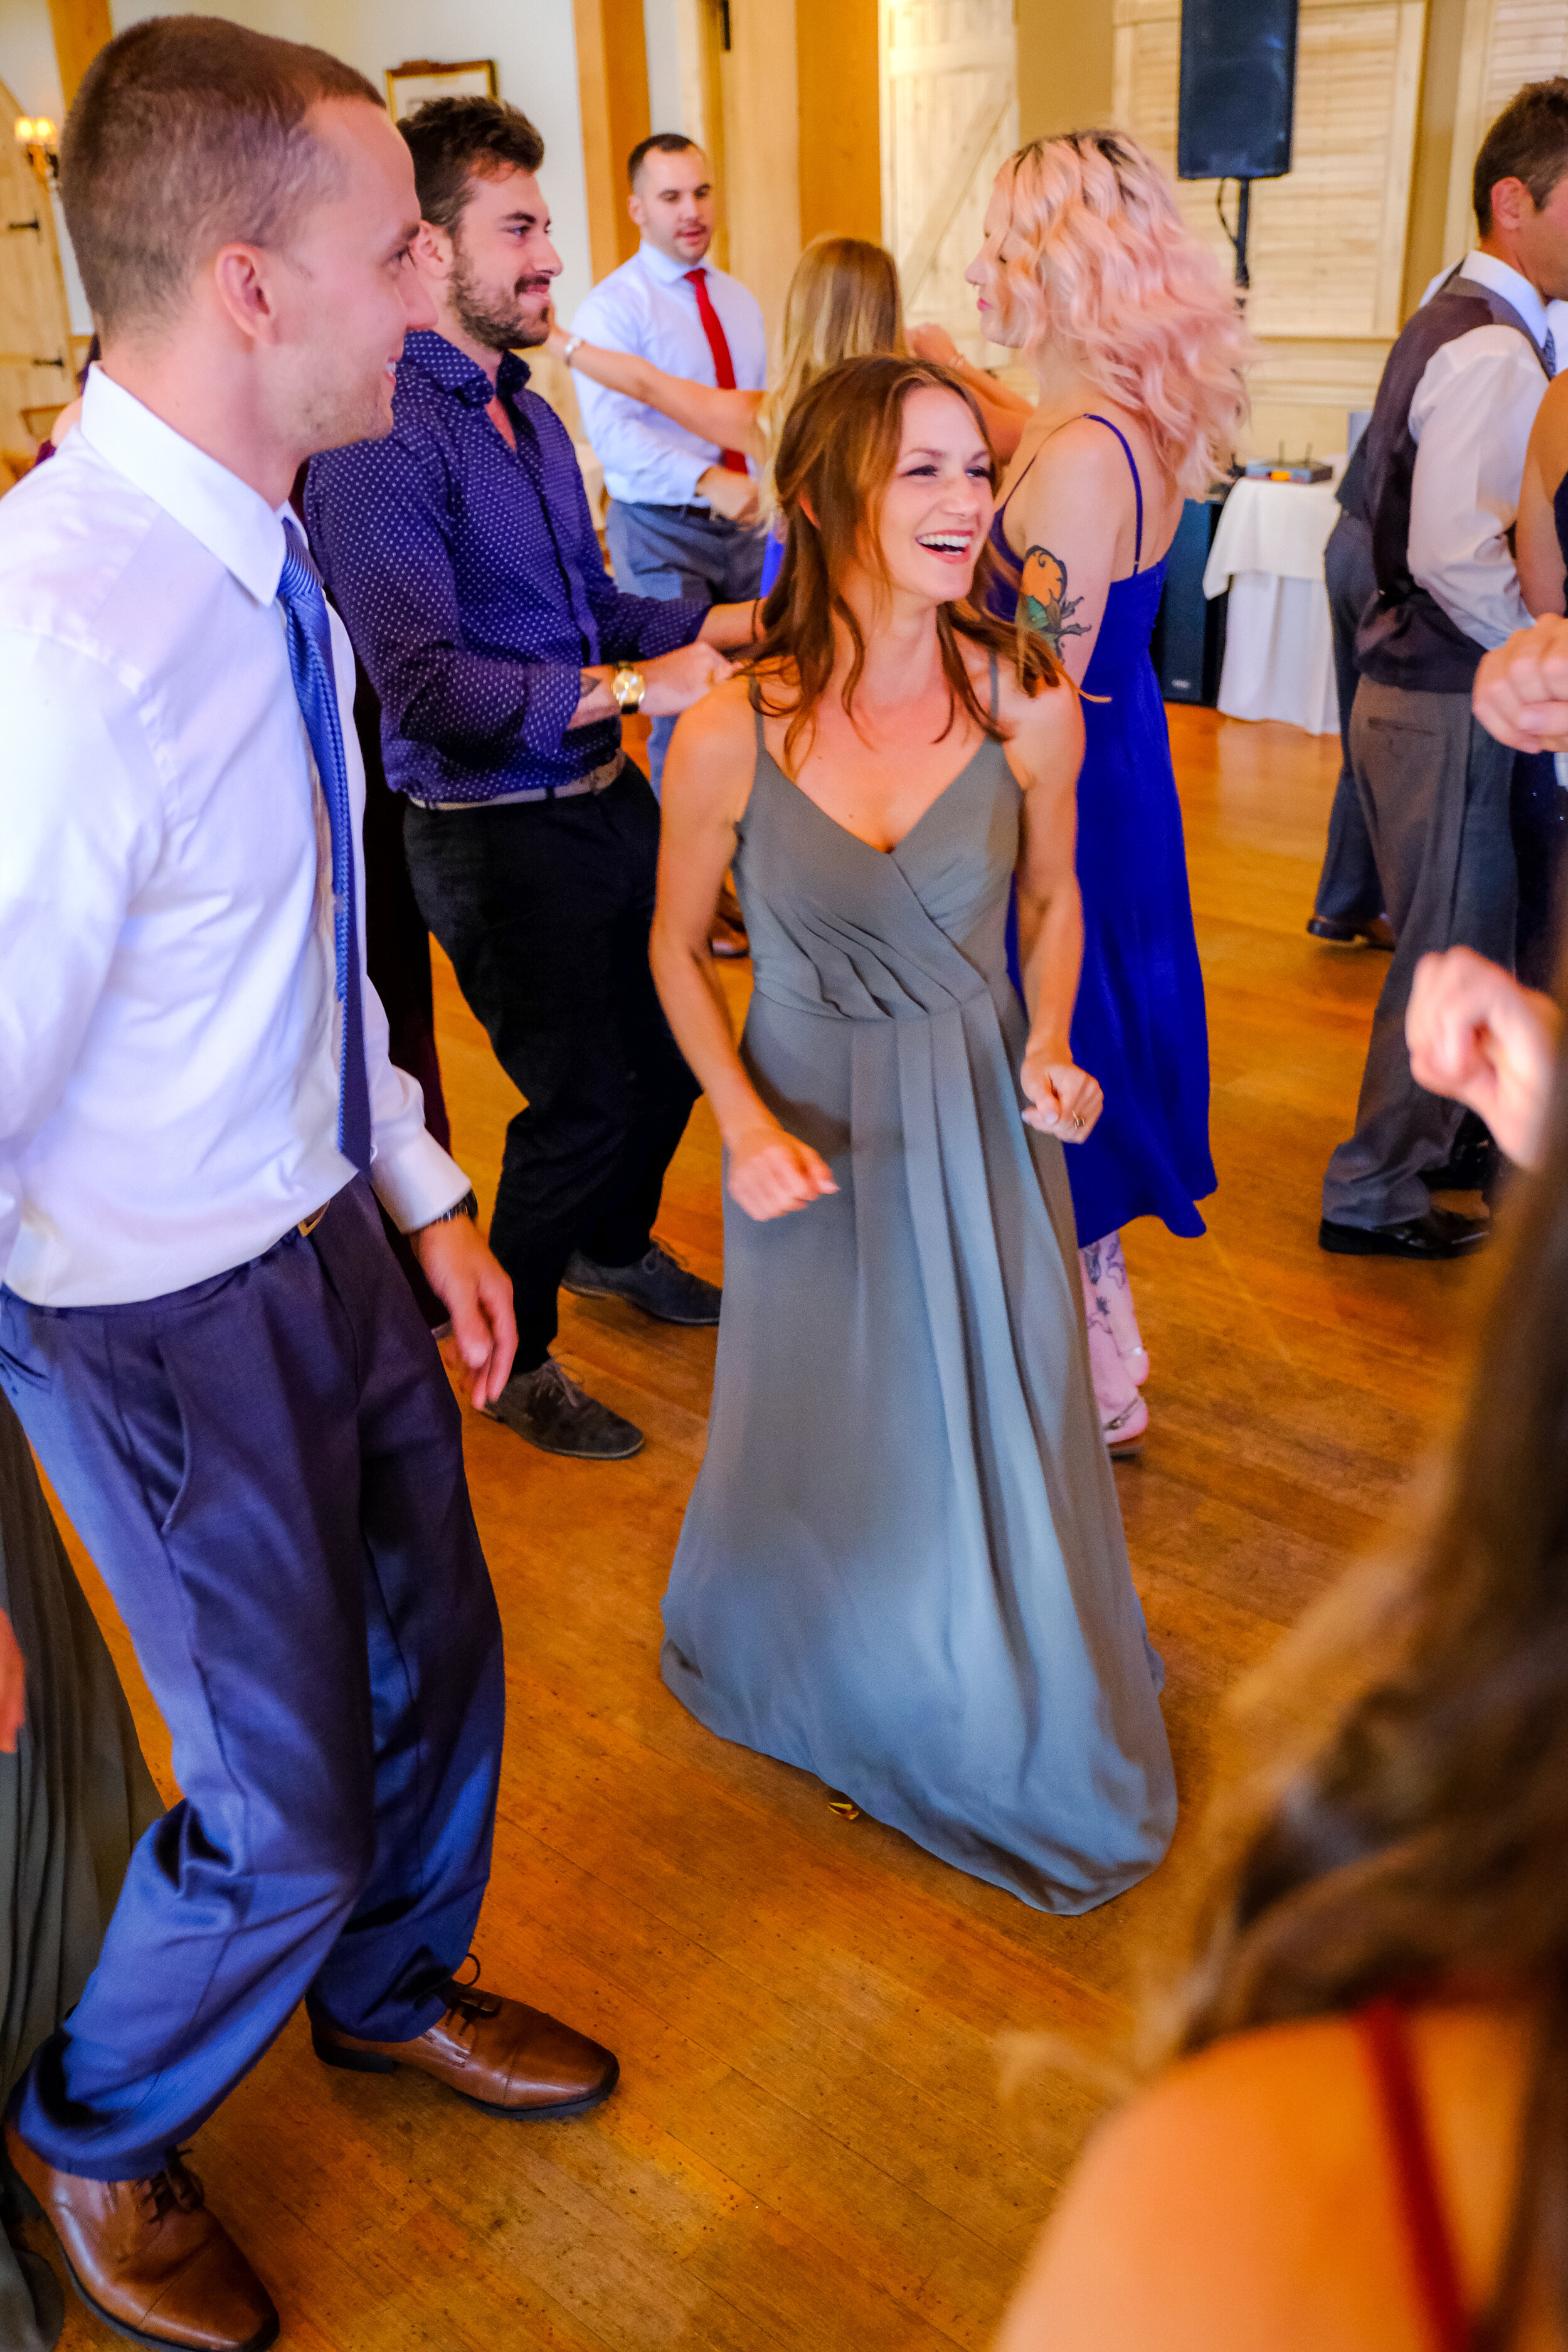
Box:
[570,133,767,790]
[1321,79,1568,1260]
[0,22,617,2348]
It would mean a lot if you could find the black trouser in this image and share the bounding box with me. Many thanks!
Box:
[405,761,700,1372]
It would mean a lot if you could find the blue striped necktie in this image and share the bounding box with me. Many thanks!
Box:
[276,518,373,1173]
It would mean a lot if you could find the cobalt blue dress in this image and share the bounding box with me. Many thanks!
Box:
[989,416,1215,1244]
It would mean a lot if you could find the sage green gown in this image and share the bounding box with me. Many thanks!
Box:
[661,688,1177,1912]
[0,1396,162,2346]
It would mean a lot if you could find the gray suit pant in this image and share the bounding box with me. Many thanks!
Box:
[1321,677,1517,1230]
[605,499,766,792]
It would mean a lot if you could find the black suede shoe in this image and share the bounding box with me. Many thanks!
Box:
[1318,1207,1489,1259]
[482,1360,644,1459]
[562,1244,721,1326]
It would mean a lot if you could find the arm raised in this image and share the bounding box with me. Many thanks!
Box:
[550,322,768,460]
[650,681,839,1222]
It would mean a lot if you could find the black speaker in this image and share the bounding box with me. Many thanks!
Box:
[1178,0,1300,183]
[1152,491,1229,706]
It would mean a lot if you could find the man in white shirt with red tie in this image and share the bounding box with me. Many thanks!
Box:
[569,133,767,792]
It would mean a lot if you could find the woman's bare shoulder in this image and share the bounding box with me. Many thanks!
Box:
[997,2005,1539,2352]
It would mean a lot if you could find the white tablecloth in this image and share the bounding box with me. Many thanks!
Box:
[1202,470,1343,736]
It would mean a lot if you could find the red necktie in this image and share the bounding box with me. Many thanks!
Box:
[684,267,749,474]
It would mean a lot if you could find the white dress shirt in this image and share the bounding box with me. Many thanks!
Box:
[569,240,768,508]
[1407,250,1554,650]
[0,367,468,1308]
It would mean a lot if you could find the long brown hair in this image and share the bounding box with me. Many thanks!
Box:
[751,354,1060,773]
[1167,968,1568,2334]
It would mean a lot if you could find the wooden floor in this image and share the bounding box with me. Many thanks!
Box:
[39,706,1492,2349]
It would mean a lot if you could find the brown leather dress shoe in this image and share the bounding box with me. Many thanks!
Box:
[312,1977,619,2119]
[4,2122,278,2351]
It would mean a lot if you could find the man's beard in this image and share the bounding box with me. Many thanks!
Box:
[451,242,549,353]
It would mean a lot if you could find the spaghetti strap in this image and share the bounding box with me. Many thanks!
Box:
[1082,415,1144,573]
[1355,2001,1475,2352]
[997,412,1145,573]
[988,650,999,721]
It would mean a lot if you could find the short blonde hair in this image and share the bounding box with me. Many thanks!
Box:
[995,130,1251,496]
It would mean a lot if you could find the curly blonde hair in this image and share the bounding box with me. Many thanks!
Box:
[994,130,1252,496]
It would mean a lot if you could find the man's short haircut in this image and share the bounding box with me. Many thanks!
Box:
[628,132,701,190]
[1474,77,1568,233]
[61,15,379,337]
[399,96,546,236]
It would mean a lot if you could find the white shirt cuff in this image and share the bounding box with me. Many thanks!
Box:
[370,1128,471,1235]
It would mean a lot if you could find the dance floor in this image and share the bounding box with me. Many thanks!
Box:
[40,706,1492,2349]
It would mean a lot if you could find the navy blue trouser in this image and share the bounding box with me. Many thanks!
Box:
[0,1178,504,2180]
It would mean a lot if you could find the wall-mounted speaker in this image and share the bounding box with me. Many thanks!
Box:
[1178,0,1300,183]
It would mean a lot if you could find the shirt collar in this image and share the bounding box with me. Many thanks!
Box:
[638,239,709,289]
[79,366,289,605]
[402,327,532,408]
[1458,250,1552,347]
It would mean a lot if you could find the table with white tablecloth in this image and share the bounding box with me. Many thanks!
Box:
[1201,467,1345,736]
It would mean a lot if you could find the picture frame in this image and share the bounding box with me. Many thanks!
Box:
[384,58,498,122]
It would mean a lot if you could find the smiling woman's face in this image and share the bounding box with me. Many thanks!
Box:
[869,385,995,605]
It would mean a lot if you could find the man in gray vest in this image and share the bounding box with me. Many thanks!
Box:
[1321,79,1568,1258]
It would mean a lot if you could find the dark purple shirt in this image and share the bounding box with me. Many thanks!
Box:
[305,331,707,803]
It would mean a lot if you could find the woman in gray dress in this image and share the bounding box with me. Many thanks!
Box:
[650,356,1175,1912]
[0,1396,162,2345]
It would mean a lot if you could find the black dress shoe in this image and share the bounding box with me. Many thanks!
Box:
[482,1359,644,1459]
[562,1244,721,1326]
[1318,1207,1489,1259]
[1306,914,1397,949]
[1421,1137,1500,1192]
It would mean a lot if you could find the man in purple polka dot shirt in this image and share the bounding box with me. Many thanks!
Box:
[309,96,758,1461]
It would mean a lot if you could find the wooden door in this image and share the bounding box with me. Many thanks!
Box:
[0,83,75,482]
[882,0,1019,361]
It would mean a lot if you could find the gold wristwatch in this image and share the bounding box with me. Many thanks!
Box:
[612,664,646,714]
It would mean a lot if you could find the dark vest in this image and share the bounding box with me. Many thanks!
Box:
[1357,270,1550,693]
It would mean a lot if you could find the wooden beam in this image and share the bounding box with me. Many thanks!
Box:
[796,0,881,245]
[572,0,653,283]
[46,0,112,109]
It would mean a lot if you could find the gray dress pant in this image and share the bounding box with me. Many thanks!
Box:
[605,500,766,792]
[1321,677,1517,1229]
[1312,511,1382,926]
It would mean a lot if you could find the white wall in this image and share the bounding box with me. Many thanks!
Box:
[642,0,686,138]
[3,0,597,320]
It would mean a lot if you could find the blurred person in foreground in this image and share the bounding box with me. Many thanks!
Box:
[650,355,1175,1912]
[992,955,1568,2349]
[0,23,620,2348]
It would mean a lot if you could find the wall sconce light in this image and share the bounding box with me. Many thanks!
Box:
[13,115,60,183]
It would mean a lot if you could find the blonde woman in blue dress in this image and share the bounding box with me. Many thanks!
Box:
[649,356,1175,1913]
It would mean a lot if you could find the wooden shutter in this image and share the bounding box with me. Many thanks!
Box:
[1446,0,1568,260]
[1112,0,1425,339]
[882,0,1019,356]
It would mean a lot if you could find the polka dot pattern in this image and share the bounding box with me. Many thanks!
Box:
[305,331,707,804]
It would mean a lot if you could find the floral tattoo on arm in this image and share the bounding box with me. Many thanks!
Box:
[1022,546,1090,660]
